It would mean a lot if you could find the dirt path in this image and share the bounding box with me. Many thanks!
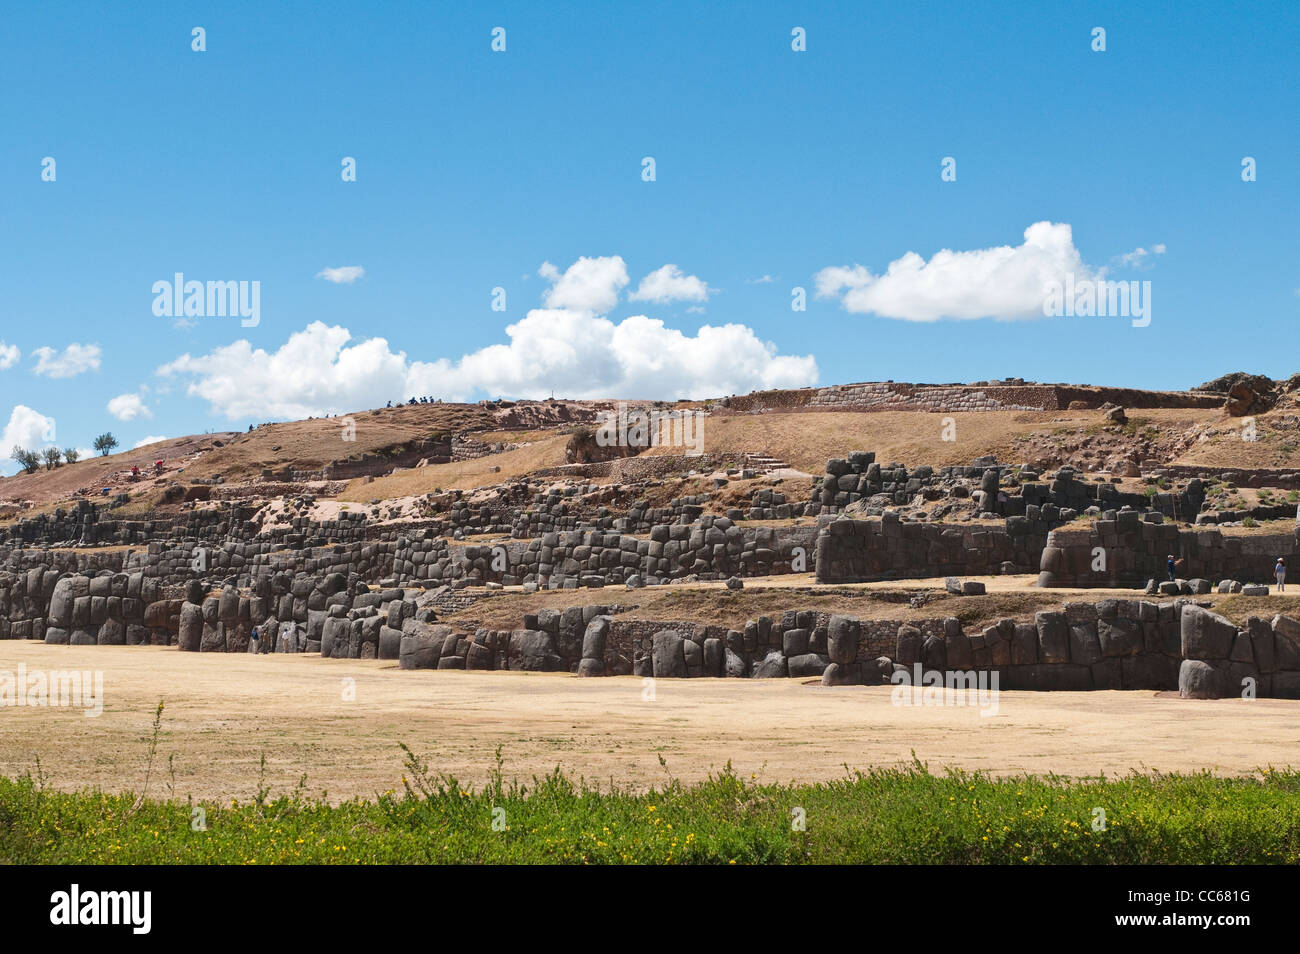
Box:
[2,643,1297,802]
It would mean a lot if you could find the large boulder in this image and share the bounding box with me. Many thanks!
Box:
[651,630,688,678]
[218,586,240,622]
[399,622,452,670]
[581,617,610,661]
[752,650,788,678]
[1068,623,1102,666]
[320,617,351,658]
[827,615,860,665]
[178,603,203,652]
[1179,659,1227,699]
[821,662,862,686]
[1035,612,1070,664]
[895,625,923,666]
[378,625,403,660]
[1271,615,1300,670]
[199,622,225,653]
[702,638,724,677]
[507,629,562,671]
[1097,618,1141,657]
[724,648,749,678]
[96,619,126,646]
[788,653,830,678]
[47,576,77,628]
[1181,605,1236,661]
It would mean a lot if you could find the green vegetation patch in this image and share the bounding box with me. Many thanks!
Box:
[3,749,1299,865]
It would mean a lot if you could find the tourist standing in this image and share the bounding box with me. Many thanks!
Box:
[1276,558,1287,593]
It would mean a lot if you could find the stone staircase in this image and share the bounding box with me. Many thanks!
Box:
[743,452,790,475]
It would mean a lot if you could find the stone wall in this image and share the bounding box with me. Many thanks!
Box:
[814,514,1043,583]
[1038,520,1300,588]
[569,597,1180,692]
[723,381,1223,415]
[1178,604,1300,698]
[811,452,1198,521]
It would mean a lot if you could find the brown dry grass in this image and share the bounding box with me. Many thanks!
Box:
[183,403,494,484]
[1172,408,1300,468]
[0,434,231,512]
[440,573,1281,632]
[659,409,1140,473]
[336,434,572,500]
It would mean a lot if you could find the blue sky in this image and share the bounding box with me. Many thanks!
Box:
[2,0,1298,467]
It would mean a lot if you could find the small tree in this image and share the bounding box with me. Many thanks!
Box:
[10,446,40,475]
[63,447,79,464]
[93,433,119,457]
[42,447,62,470]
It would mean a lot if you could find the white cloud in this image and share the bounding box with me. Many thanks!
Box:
[747,274,775,284]
[815,221,1107,322]
[1,405,58,473]
[628,264,712,304]
[160,316,818,418]
[538,256,629,313]
[0,342,19,370]
[31,343,101,378]
[317,265,365,284]
[1117,243,1167,269]
[133,435,168,449]
[157,255,818,419]
[107,393,153,421]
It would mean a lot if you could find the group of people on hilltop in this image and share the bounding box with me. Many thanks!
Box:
[1166,554,1288,592]
[386,397,444,407]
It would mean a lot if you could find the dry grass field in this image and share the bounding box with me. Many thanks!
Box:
[3,641,1298,804]
[338,433,573,499]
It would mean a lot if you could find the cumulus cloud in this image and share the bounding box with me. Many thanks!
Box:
[133,435,168,449]
[107,393,153,421]
[629,264,712,304]
[317,266,365,284]
[0,342,19,370]
[157,254,818,420]
[1,405,58,473]
[1116,243,1167,269]
[538,256,629,313]
[31,343,101,378]
[160,315,817,419]
[815,221,1106,322]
